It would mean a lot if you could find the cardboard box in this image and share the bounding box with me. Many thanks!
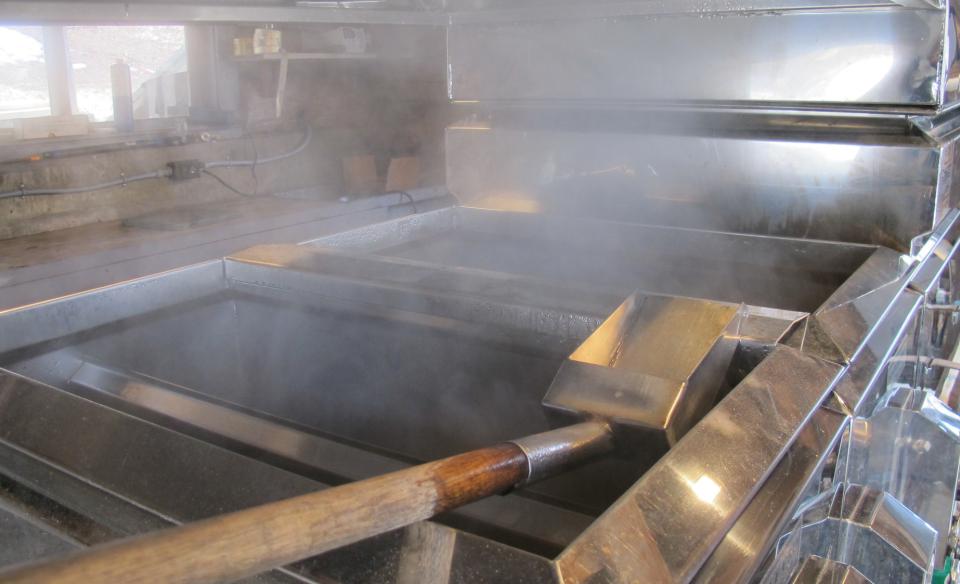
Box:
[341,155,380,195]
[385,156,420,192]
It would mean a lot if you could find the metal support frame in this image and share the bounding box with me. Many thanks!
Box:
[0,2,443,25]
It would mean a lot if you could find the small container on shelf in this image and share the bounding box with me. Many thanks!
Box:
[253,25,282,55]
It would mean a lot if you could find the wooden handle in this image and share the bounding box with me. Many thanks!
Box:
[0,443,527,584]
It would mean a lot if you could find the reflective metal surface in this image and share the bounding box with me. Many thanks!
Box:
[773,484,937,583]
[60,361,596,553]
[0,371,320,582]
[313,207,874,312]
[0,507,76,569]
[0,372,559,583]
[782,247,907,365]
[544,292,743,450]
[226,243,612,342]
[553,211,960,583]
[509,422,613,486]
[0,188,451,312]
[879,386,960,439]
[0,261,222,355]
[842,388,960,566]
[692,408,849,584]
[305,206,461,252]
[0,270,622,520]
[0,1,444,24]
[447,7,946,109]
[2,203,953,582]
[555,345,846,583]
[788,556,872,584]
[5,0,960,580]
[446,125,939,250]
[446,0,937,19]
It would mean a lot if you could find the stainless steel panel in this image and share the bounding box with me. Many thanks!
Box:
[447,0,929,21]
[0,371,324,526]
[843,389,960,566]
[692,408,849,584]
[67,362,410,480]
[0,372,558,583]
[0,245,636,518]
[724,284,927,581]
[782,213,960,409]
[0,261,223,355]
[782,247,908,365]
[0,288,578,497]
[304,206,461,252]
[555,346,845,583]
[0,438,179,542]
[446,127,939,249]
[775,484,937,583]
[818,248,907,316]
[447,8,945,108]
[560,210,955,581]
[907,207,960,291]
[0,190,452,312]
[226,244,612,341]
[64,362,594,552]
[0,1,443,24]
[355,207,874,312]
[943,1,960,110]
[879,386,960,439]
[826,291,923,419]
[0,204,954,581]
[788,556,871,584]
[807,282,913,368]
[0,507,77,568]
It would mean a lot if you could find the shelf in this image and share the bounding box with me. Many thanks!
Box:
[233,52,378,62]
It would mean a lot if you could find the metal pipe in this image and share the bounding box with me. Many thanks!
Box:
[889,354,960,371]
[0,421,613,584]
[924,358,960,371]
[510,420,614,485]
[0,169,173,200]
[924,304,960,312]
[205,126,312,168]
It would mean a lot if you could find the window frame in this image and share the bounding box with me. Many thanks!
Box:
[0,24,191,138]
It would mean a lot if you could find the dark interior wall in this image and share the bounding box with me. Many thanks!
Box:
[0,23,447,240]
[237,24,449,184]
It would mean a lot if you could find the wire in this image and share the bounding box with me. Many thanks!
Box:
[0,127,311,201]
[205,126,312,169]
[0,169,172,201]
[249,134,260,197]
[203,169,256,197]
[392,190,419,213]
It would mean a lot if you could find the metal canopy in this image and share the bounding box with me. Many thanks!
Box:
[0,1,443,24]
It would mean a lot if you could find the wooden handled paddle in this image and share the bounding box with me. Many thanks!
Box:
[0,421,613,584]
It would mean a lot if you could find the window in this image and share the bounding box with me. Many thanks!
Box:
[0,26,50,120]
[0,25,187,130]
[67,26,187,121]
